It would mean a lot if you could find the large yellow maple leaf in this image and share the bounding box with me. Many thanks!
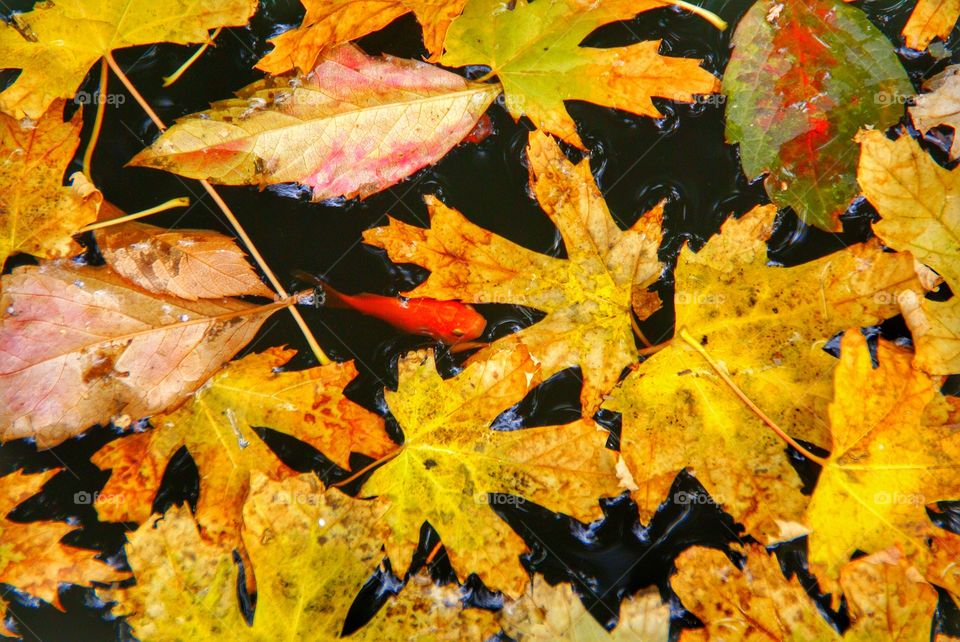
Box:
[90,348,394,558]
[364,131,664,414]
[0,0,256,120]
[857,129,960,374]
[806,332,960,589]
[0,470,125,637]
[360,347,621,597]
[256,0,464,73]
[0,102,102,270]
[439,0,719,147]
[603,204,926,540]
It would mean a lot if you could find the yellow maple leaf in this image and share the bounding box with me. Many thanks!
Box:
[360,347,621,597]
[902,0,960,50]
[0,470,125,636]
[806,332,960,589]
[0,0,256,120]
[857,129,960,374]
[257,0,464,73]
[500,575,669,642]
[672,544,839,641]
[604,204,926,540]
[364,131,664,414]
[90,348,394,556]
[439,0,719,147]
[910,65,960,161]
[0,102,102,270]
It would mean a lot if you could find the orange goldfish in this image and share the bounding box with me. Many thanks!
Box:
[295,271,487,344]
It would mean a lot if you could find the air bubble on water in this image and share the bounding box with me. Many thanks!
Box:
[317,518,326,528]
[73,280,85,288]
[179,314,190,322]
[5,306,13,315]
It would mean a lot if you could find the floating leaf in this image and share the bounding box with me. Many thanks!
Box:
[902,0,960,50]
[910,65,960,160]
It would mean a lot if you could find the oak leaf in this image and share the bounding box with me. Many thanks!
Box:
[0,102,102,270]
[256,0,465,73]
[603,205,927,540]
[131,44,499,202]
[439,0,719,148]
[0,470,125,636]
[96,221,273,300]
[91,348,394,557]
[359,347,621,596]
[856,129,960,374]
[0,262,279,448]
[364,131,664,413]
[903,0,960,50]
[910,65,960,160]
[724,0,913,230]
[672,545,839,641]
[500,575,669,642]
[806,332,960,589]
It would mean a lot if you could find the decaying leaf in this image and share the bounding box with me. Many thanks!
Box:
[360,347,621,596]
[604,205,926,540]
[91,348,393,556]
[910,65,960,160]
[256,0,465,73]
[0,0,257,120]
[0,470,125,636]
[0,102,102,270]
[96,221,273,300]
[364,131,664,413]
[439,0,719,147]
[724,0,913,230]
[840,547,939,642]
[500,575,669,642]
[131,44,499,202]
[0,262,279,448]
[902,0,960,50]
[806,332,960,590]
[672,544,839,641]
[856,129,960,374]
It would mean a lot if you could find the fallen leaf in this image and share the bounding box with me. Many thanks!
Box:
[0,0,257,119]
[131,44,499,201]
[500,575,670,642]
[910,65,960,160]
[604,205,927,540]
[439,0,719,147]
[899,293,960,376]
[806,332,960,590]
[724,0,913,230]
[364,131,664,413]
[903,0,960,50]
[0,102,102,269]
[840,547,939,642]
[96,221,273,300]
[256,0,465,73]
[0,470,125,636]
[0,262,279,448]
[360,347,621,596]
[91,348,394,557]
[671,544,839,641]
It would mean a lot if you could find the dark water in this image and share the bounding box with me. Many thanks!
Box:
[1,0,959,639]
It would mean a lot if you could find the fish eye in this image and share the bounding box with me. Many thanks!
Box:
[452,328,465,336]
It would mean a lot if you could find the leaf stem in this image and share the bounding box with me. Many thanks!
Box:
[79,197,190,232]
[82,58,109,180]
[103,51,332,365]
[425,540,445,564]
[162,28,222,87]
[663,0,728,30]
[677,327,828,466]
[331,448,402,489]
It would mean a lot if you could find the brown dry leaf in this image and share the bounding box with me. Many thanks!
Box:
[0,262,280,448]
[0,470,125,636]
[911,65,960,160]
[0,0,256,119]
[903,0,960,50]
[256,0,464,73]
[806,332,960,593]
[603,205,925,541]
[0,102,102,270]
[91,348,394,559]
[364,130,664,414]
[131,44,498,202]
[500,575,669,642]
[841,547,939,642]
[672,544,840,641]
[96,221,273,300]
[360,347,621,597]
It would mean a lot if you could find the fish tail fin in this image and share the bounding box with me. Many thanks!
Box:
[292,270,350,309]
